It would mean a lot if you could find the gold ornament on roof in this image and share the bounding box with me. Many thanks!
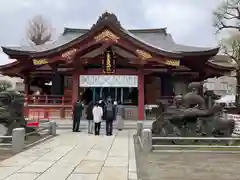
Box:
[136,49,152,60]
[165,59,180,67]
[32,59,48,65]
[94,29,120,42]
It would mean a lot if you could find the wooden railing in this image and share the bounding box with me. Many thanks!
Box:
[23,95,174,120]
[25,95,72,105]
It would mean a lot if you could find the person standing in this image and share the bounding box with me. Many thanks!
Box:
[72,100,84,132]
[92,101,103,135]
[86,101,94,134]
[99,99,106,119]
[104,97,115,136]
[114,101,125,131]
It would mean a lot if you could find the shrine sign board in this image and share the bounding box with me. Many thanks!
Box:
[80,75,138,87]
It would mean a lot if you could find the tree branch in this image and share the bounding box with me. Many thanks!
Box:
[26,15,52,45]
[213,0,240,33]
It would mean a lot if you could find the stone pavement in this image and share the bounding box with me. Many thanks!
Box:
[0,130,137,180]
[53,119,153,130]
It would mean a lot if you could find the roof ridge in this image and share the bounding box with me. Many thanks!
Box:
[63,27,167,35]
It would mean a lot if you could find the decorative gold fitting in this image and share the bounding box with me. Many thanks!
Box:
[94,30,120,42]
[136,49,152,60]
[32,59,48,65]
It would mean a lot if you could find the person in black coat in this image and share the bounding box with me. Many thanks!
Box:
[104,97,116,136]
[86,101,94,134]
[72,100,84,132]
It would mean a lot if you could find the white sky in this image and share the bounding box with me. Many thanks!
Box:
[0,0,222,65]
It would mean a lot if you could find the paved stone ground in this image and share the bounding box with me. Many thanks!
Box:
[0,130,137,180]
[135,137,240,180]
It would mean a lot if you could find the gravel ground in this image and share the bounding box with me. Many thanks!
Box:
[134,135,240,180]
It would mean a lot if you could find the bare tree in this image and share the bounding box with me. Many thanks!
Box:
[213,0,240,105]
[26,15,52,45]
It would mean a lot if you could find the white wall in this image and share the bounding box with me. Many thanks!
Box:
[204,76,236,96]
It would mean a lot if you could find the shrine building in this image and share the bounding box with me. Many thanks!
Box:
[0,12,233,120]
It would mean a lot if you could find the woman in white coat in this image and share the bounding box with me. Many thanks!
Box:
[92,101,103,135]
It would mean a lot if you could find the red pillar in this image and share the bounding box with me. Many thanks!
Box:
[138,69,145,120]
[72,70,79,107]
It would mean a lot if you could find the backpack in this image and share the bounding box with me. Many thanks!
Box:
[105,102,114,119]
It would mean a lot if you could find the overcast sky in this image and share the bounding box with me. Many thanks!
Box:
[0,0,222,65]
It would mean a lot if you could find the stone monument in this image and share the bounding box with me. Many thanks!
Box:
[152,82,235,144]
[0,90,33,142]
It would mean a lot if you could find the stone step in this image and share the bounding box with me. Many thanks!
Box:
[39,120,153,130]
[57,124,152,130]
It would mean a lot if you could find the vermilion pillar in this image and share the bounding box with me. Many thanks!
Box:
[138,69,145,120]
[72,70,79,107]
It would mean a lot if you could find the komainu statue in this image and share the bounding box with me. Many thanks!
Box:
[0,90,28,138]
[152,82,235,139]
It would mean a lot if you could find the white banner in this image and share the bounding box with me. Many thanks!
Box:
[80,75,138,87]
[227,114,240,135]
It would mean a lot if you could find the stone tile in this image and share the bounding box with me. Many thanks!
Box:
[74,160,104,174]
[37,152,66,161]
[18,161,55,173]
[108,147,128,157]
[0,167,20,179]
[4,173,40,180]
[0,130,136,180]
[84,150,108,161]
[129,143,135,159]
[104,157,128,167]
[54,154,86,168]
[67,173,98,180]
[35,166,74,180]
[108,139,129,157]
[128,172,138,180]
[129,159,137,172]
[98,167,128,180]
[51,146,75,152]
[0,157,34,167]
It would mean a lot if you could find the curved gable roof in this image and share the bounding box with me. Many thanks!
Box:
[2,12,219,58]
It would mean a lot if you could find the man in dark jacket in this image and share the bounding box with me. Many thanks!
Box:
[104,97,116,136]
[86,101,94,134]
[72,100,84,132]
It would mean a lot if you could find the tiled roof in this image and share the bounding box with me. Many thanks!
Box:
[2,27,217,54]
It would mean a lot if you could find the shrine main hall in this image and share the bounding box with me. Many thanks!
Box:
[0,12,233,120]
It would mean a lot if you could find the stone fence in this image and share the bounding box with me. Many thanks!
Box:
[0,121,57,153]
[136,121,240,152]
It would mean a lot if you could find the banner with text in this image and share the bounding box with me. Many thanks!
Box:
[80,75,138,87]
